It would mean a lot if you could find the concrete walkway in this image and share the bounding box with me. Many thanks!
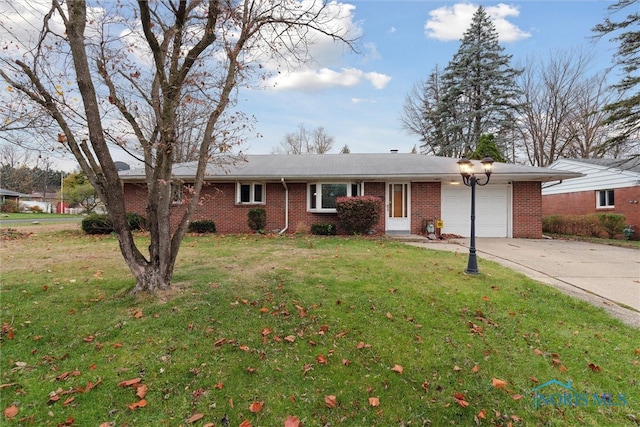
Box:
[401,237,640,328]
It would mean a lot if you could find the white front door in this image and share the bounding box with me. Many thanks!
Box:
[386,183,411,233]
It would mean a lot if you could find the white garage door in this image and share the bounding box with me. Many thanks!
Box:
[440,183,511,238]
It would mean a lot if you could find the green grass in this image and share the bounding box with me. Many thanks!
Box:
[1,231,639,426]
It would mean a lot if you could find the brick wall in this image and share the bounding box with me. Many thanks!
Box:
[411,182,441,234]
[124,180,548,238]
[512,181,542,238]
[542,187,640,235]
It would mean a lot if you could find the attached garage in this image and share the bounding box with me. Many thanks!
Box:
[440,183,512,238]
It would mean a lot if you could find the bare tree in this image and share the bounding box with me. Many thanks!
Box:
[0,0,355,293]
[516,50,598,166]
[274,124,334,154]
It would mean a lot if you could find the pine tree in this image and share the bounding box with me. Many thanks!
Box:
[440,6,522,156]
[593,0,639,148]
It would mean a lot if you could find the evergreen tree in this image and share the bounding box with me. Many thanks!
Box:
[439,6,523,156]
[471,134,506,162]
[593,0,639,148]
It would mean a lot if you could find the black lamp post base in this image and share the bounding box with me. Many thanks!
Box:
[465,252,480,275]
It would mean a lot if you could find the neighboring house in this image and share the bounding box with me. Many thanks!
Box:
[542,158,640,232]
[119,153,581,238]
[0,188,28,206]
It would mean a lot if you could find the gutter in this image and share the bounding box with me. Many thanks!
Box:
[541,180,563,189]
[279,178,289,235]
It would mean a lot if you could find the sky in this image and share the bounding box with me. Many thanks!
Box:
[240,0,622,157]
[1,0,626,171]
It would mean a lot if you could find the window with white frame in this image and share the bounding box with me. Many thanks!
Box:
[596,189,614,208]
[237,182,264,204]
[308,182,360,212]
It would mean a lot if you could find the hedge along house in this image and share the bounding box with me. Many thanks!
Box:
[119,153,581,238]
[542,158,640,234]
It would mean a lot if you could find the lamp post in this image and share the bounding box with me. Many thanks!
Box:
[457,156,494,274]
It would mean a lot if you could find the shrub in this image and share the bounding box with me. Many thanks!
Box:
[126,212,147,231]
[247,207,266,232]
[82,212,148,234]
[81,214,113,235]
[310,223,337,236]
[597,213,626,239]
[1,200,19,213]
[188,220,216,234]
[336,196,383,235]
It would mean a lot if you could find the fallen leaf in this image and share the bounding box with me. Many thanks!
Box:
[386,312,393,320]
[455,397,469,408]
[316,354,328,365]
[533,348,543,356]
[239,344,250,352]
[187,413,204,423]
[391,364,403,374]
[284,415,301,427]
[261,327,272,336]
[134,310,143,319]
[215,382,224,389]
[118,378,141,388]
[239,420,252,427]
[136,384,148,399]
[369,397,380,407]
[471,364,480,373]
[324,395,337,408]
[284,335,296,343]
[492,378,507,389]
[83,335,95,343]
[63,397,75,406]
[128,399,147,410]
[512,394,523,400]
[249,401,263,413]
[529,376,539,383]
[453,365,461,372]
[477,408,486,419]
[4,404,18,418]
[588,362,602,372]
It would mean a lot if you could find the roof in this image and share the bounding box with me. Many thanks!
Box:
[554,157,640,174]
[119,153,583,184]
[0,188,30,197]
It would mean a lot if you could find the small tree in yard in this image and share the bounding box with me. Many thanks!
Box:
[0,1,356,293]
[336,196,383,235]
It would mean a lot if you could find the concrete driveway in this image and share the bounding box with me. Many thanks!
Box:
[404,238,640,328]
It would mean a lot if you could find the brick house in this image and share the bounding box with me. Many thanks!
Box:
[120,153,580,238]
[542,158,640,234]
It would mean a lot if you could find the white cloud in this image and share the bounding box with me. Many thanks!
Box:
[268,67,391,92]
[364,72,392,89]
[351,98,377,104]
[425,3,531,42]
[388,26,397,34]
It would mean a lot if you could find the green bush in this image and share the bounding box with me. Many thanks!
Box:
[82,212,148,234]
[336,196,383,235]
[126,212,147,231]
[187,220,216,234]
[310,223,337,236]
[247,207,266,232]
[81,214,113,235]
[597,213,626,239]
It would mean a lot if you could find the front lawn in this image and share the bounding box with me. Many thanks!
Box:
[1,232,638,426]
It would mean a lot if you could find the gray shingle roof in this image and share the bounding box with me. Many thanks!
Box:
[559,157,640,174]
[119,153,582,183]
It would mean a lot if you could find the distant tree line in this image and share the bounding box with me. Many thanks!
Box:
[0,145,63,195]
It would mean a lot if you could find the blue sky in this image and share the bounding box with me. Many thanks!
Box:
[1,1,624,171]
[240,0,621,156]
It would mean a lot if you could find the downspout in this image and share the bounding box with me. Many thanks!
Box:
[279,178,289,235]
[541,180,563,189]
